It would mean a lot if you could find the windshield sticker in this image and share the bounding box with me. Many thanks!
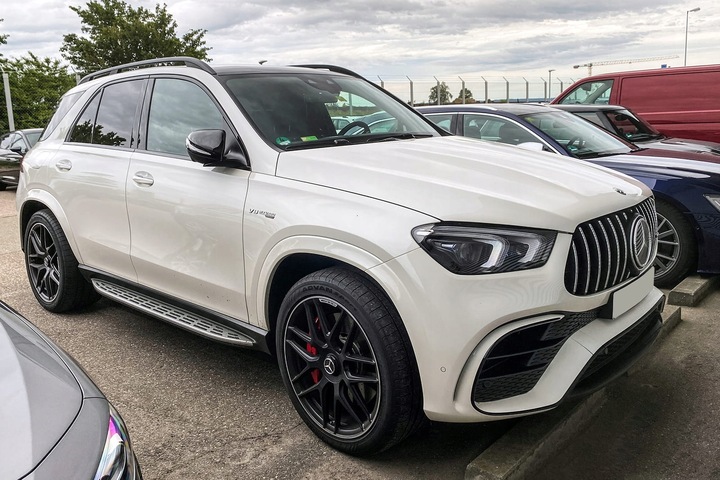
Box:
[300,136,318,142]
[275,137,291,146]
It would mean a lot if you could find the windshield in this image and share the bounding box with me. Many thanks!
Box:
[557,79,613,105]
[600,109,662,143]
[221,72,438,150]
[521,110,634,159]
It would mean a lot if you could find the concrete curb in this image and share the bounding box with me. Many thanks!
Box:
[465,287,688,480]
[668,275,720,307]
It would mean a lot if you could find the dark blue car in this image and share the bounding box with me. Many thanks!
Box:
[418,103,720,287]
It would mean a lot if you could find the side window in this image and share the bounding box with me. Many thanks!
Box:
[10,134,27,151]
[426,114,453,133]
[146,78,224,156]
[558,80,613,105]
[463,114,503,140]
[463,115,491,139]
[68,94,100,144]
[0,133,12,149]
[68,80,144,147]
[41,91,84,141]
[94,81,143,147]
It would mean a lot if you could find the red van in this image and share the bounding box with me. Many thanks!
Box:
[552,64,720,143]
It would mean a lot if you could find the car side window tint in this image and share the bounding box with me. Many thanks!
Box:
[67,80,143,147]
[93,80,144,147]
[68,94,100,144]
[146,78,224,156]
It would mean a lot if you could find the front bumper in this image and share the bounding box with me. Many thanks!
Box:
[369,233,664,423]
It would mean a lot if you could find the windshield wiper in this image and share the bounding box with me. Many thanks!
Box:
[283,137,353,151]
[364,133,433,143]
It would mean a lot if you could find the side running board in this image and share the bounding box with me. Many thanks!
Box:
[91,279,255,347]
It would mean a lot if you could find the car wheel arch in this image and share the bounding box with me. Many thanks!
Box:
[19,196,81,261]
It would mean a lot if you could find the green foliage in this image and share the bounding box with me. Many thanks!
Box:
[0,18,8,54]
[0,53,76,131]
[60,0,211,75]
[428,82,452,104]
[458,87,473,101]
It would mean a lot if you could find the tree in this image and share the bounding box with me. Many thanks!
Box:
[61,0,211,75]
[428,82,452,105]
[458,87,473,101]
[0,53,76,131]
[0,19,8,56]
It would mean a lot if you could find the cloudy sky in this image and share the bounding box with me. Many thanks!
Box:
[1,0,717,99]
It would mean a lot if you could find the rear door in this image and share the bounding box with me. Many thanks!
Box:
[48,78,145,281]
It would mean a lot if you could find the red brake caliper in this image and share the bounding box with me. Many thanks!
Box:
[307,316,321,384]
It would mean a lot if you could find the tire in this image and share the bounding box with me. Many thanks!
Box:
[24,210,100,312]
[654,200,697,288]
[276,267,425,455]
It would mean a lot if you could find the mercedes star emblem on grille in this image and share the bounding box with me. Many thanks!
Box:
[629,214,653,273]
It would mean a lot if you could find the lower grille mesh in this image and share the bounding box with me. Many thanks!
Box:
[473,311,597,403]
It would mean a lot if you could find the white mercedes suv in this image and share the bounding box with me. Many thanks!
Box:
[16,57,664,455]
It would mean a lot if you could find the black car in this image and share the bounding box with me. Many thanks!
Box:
[0,301,141,479]
[553,104,720,154]
[418,103,720,287]
[0,128,42,190]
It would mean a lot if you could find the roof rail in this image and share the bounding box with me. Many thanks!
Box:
[292,64,366,80]
[79,56,215,84]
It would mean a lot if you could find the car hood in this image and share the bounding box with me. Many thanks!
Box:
[0,306,83,480]
[597,148,720,177]
[638,137,720,155]
[276,136,649,233]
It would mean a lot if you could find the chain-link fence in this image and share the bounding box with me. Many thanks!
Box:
[0,70,579,135]
[0,68,77,134]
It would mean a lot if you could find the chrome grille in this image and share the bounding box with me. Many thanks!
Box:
[565,198,657,296]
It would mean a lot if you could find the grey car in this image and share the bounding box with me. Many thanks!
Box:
[0,301,141,479]
[0,128,43,190]
[552,104,720,154]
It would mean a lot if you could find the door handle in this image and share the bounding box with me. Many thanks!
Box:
[55,159,72,171]
[132,171,154,186]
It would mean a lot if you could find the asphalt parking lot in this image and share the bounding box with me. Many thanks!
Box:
[4,187,720,479]
[0,188,513,478]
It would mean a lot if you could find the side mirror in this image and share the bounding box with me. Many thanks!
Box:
[186,129,248,168]
[517,142,546,152]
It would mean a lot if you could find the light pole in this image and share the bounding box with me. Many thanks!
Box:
[684,7,700,66]
[547,69,555,101]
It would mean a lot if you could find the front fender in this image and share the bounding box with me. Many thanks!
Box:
[249,235,386,329]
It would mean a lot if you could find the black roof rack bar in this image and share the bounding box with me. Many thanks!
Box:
[292,64,366,80]
[79,56,215,84]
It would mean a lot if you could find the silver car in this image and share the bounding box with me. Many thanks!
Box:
[0,301,141,479]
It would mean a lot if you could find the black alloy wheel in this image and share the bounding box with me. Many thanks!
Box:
[24,210,99,312]
[284,296,381,439]
[277,267,424,455]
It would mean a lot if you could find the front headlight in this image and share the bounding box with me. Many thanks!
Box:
[704,194,720,213]
[412,224,557,274]
[94,404,142,480]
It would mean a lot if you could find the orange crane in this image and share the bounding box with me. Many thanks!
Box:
[572,55,679,76]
